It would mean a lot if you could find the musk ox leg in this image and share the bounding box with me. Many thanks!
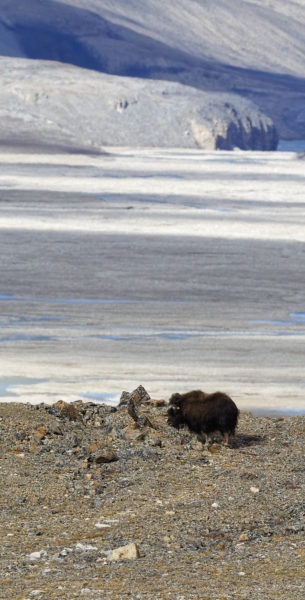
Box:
[222,432,230,446]
[197,432,207,445]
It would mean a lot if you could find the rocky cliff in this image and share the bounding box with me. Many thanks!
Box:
[0,58,278,151]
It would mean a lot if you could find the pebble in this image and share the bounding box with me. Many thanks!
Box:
[58,548,73,557]
[75,543,98,552]
[27,551,47,561]
[238,533,249,542]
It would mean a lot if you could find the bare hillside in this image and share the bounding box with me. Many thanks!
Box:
[1,1,305,148]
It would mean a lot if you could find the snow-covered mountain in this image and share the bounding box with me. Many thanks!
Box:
[1,0,304,150]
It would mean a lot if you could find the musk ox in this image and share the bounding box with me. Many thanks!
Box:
[167,390,239,445]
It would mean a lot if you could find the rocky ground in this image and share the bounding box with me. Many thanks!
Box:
[0,387,304,600]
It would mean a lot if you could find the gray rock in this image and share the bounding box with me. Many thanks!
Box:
[87,448,119,464]
[120,385,152,406]
[128,385,152,405]
[119,391,131,406]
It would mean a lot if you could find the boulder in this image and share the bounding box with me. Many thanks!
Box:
[119,385,151,406]
[87,448,119,464]
[108,542,140,561]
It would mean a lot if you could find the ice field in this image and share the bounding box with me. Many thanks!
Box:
[0,147,305,412]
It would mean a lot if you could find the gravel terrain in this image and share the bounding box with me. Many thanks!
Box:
[1,389,304,599]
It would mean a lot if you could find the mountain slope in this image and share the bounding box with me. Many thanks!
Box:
[0,58,278,152]
[1,0,304,149]
[2,0,305,76]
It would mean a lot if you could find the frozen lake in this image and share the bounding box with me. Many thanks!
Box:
[0,147,305,412]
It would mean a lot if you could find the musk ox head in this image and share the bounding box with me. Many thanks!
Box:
[168,393,182,408]
[167,405,184,429]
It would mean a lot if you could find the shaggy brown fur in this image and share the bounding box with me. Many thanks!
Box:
[167,390,239,445]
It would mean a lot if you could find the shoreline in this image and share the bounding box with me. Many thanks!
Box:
[0,396,305,418]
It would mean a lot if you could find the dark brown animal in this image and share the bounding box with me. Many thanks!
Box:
[167,390,239,445]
